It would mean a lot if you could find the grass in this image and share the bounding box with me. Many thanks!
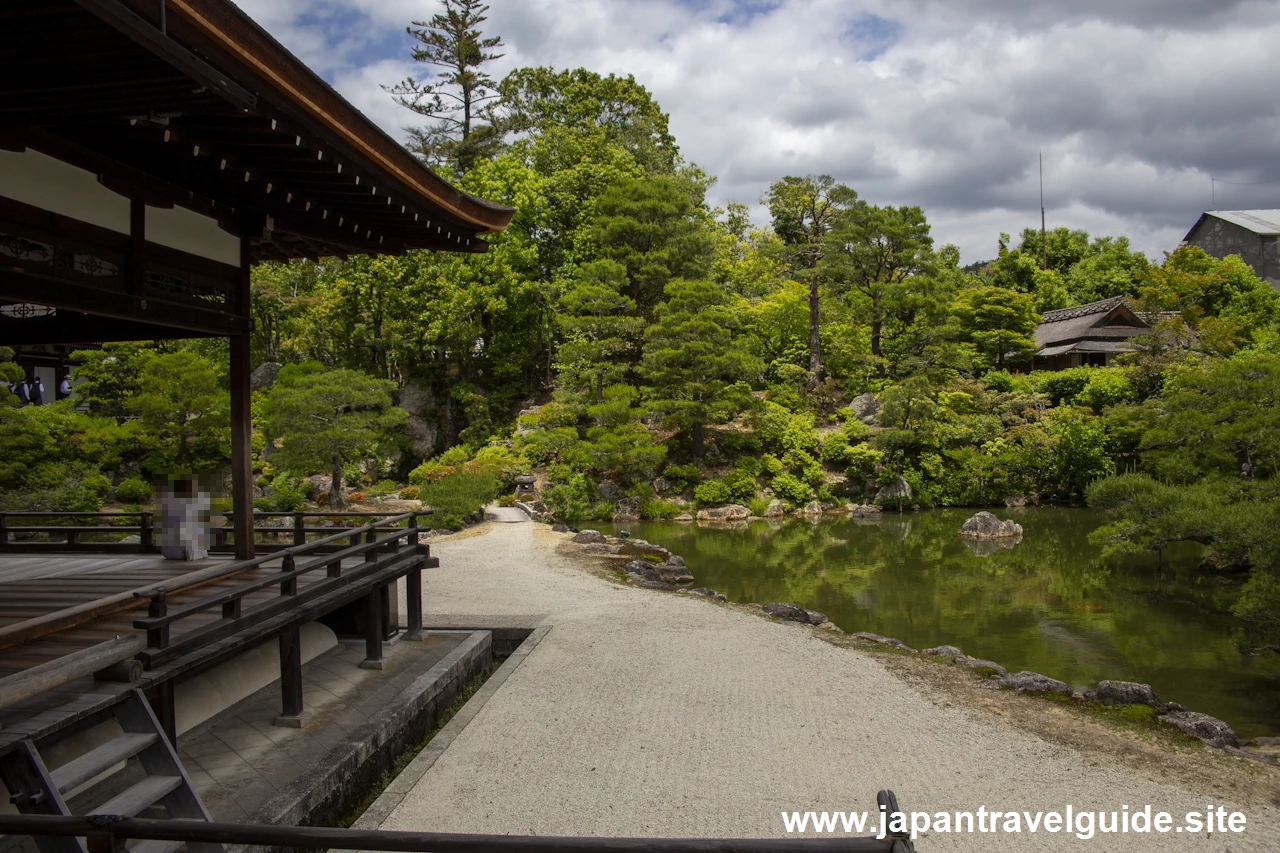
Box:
[338,659,504,827]
[1038,693,1205,748]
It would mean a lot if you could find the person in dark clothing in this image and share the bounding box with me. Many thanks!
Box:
[27,377,43,406]
[14,378,29,406]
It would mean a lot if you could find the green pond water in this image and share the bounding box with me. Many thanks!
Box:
[598,508,1280,739]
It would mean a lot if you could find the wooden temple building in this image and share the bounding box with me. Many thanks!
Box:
[0,0,512,846]
[1031,296,1150,371]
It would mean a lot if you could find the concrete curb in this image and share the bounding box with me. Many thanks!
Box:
[352,625,551,830]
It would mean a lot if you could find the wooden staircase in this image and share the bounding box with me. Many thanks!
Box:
[0,690,221,853]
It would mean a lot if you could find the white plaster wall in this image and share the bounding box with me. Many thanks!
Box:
[0,149,130,233]
[146,204,240,266]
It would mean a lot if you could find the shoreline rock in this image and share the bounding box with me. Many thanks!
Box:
[695,504,751,522]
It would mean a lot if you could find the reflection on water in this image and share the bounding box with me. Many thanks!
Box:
[600,508,1280,739]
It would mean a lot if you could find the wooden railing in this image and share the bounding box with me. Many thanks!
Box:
[0,794,919,851]
[0,511,154,553]
[214,510,431,553]
[133,511,432,671]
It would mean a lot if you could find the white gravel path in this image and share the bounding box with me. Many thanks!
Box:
[378,522,1278,851]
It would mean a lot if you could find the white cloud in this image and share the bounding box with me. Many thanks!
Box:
[233,0,1280,264]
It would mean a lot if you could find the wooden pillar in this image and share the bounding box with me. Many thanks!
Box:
[405,570,423,641]
[360,587,384,670]
[274,623,308,727]
[152,681,176,746]
[230,237,255,560]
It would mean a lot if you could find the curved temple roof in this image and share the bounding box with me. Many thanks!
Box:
[0,0,514,261]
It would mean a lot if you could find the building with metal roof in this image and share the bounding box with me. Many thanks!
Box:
[1031,296,1149,371]
[1182,210,1280,290]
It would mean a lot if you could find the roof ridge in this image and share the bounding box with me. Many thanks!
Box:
[1038,295,1127,323]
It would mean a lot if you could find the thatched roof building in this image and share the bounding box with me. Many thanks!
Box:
[1032,297,1149,370]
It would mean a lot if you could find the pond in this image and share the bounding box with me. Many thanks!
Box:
[598,508,1280,739]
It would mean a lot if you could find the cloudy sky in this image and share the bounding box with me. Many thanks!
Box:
[236,0,1280,264]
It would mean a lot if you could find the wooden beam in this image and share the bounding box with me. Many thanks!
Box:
[0,269,249,336]
[0,634,144,711]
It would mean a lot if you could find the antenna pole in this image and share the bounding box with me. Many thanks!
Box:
[1039,150,1047,270]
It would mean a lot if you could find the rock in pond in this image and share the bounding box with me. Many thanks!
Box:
[696,504,751,522]
[848,503,882,518]
[959,511,1023,539]
[572,529,607,544]
[623,560,660,582]
[636,580,675,591]
[998,671,1071,694]
[804,609,827,625]
[923,645,965,658]
[764,499,785,517]
[687,587,719,598]
[673,513,694,522]
[800,500,824,516]
[1093,680,1165,709]
[762,602,811,623]
[1158,711,1239,748]
[656,562,694,584]
[551,523,572,533]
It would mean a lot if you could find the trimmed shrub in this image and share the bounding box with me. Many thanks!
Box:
[640,498,683,519]
[399,485,420,500]
[347,491,366,503]
[770,472,812,505]
[115,477,153,504]
[272,476,307,512]
[692,479,733,506]
[253,497,273,512]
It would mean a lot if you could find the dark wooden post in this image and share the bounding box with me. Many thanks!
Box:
[293,512,305,547]
[274,623,307,726]
[145,589,169,654]
[153,680,176,746]
[360,587,383,670]
[140,512,153,551]
[0,514,8,551]
[229,237,255,560]
[405,568,423,641]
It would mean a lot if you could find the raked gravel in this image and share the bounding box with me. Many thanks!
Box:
[379,522,1278,851]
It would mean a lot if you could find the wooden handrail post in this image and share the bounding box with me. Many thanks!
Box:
[293,512,305,547]
[0,514,7,551]
[145,589,169,653]
[407,512,419,546]
[140,512,153,551]
[364,527,377,562]
[280,553,297,596]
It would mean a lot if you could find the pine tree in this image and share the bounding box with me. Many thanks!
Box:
[640,280,760,459]
[384,0,504,174]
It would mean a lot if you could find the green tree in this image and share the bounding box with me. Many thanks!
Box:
[823,204,936,376]
[764,175,860,389]
[640,280,761,458]
[555,260,644,400]
[499,67,679,174]
[262,363,408,507]
[952,285,1040,370]
[127,352,229,475]
[592,174,714,313]
[385,0,505,173]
